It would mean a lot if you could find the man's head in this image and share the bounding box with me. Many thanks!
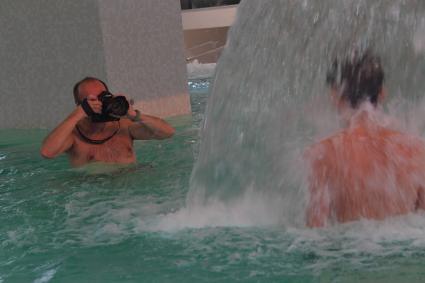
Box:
[326,50,385,109]
[73,77,109,105]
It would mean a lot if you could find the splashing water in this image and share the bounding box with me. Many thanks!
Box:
[158,0,425,229]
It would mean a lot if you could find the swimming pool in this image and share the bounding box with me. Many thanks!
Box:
[1,80,425,282]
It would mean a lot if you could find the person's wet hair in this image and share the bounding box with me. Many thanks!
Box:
[73,77,109,105]
[326,50,384,109]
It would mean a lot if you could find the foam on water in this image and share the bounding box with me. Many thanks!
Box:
[151,189,286,230]
[33,269,57,283]
[187,59,216,79]
[127,201,425,275]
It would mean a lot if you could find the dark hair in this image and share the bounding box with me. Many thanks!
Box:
[73,77,109,105]
[326,51,384,109]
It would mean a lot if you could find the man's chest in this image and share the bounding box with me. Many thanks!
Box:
[71,134,135,163]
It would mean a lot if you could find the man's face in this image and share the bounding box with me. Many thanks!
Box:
[77,80,107,104]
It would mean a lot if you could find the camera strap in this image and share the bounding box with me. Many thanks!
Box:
[76,121,120,145]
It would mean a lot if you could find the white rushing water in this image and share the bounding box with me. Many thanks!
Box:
[187,59,216,79]
[179,0,425,229]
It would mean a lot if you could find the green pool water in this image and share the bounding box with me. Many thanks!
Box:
[1,81,425,283]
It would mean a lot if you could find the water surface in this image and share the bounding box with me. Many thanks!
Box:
[1,81,425,282]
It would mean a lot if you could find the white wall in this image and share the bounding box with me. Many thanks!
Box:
[0,0,189,128]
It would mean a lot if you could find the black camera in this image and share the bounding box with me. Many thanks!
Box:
[81,91,129,123]
[98,91,129,118]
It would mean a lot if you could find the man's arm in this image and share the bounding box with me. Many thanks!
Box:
[128,112,175,140]
[40,95,101,159]
[40,107,86,158]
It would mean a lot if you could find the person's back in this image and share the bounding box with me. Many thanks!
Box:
[306,51,425,227]
[306,108,425,227]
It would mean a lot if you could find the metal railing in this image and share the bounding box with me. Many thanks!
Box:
[186,40,225,62]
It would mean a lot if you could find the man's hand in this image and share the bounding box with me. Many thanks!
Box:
[127,103,138,118]
[116,94,137,118]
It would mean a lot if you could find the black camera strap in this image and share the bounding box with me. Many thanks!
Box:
[76,121,120,145]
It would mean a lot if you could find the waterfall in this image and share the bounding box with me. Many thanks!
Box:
[186,0,425,227]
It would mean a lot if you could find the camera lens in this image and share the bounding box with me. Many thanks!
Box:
[107,96,129,117]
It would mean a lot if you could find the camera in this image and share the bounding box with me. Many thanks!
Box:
[81,91,129,123]
[98,91,129,118]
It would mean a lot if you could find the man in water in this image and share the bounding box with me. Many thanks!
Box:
[306,51,425,227]
[40,77,175,166]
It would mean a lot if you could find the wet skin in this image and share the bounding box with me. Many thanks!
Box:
[70,119,136,166]
[40,80,175,166]
[305,93,425,227]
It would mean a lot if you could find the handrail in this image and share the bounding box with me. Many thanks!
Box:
[186,45,224,61]
[187,41,219,52]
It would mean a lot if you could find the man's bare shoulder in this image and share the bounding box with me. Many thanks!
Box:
[305,132,342,160]
[385,129,425,158]
[114,118,134,132]
[114,120,133,140]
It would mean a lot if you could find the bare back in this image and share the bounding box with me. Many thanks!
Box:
[306,114,425,226]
